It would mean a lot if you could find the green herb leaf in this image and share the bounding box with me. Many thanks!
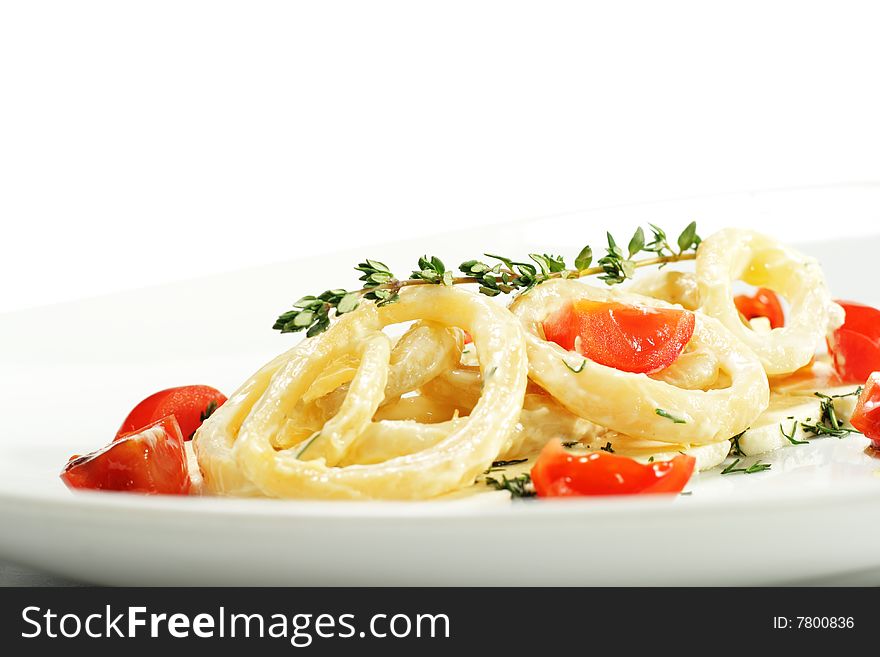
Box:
[721,458,772,475]
[295,431,322,459]
[729,428,748,457]
[563,357,586,373]
[574,245,593,271]
[780,420,808,445]
[200,400,219,423]
[801,392,859,438]
[655,408,687,424]
[410,255,454,284]
[491,458,528,468]
[676,221,700,252]
[336,292,359,314]
[484,457,529,473]
[189,400,221,440]
[628,226,646,259]
[485,473,535,498]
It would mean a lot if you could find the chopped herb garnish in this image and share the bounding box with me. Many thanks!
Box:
[485,458,529,472]
[780,420,808,445]
[200,400,219,423]
[721,458,772,475]
[655,408,687,424]
[485,473,536,498]
[599,442,615,453]
[189,400,221,439]
[295,431,321,459]
[491,458,528,468]
[561,441,581,448]
[801,392,859,438]
[729,428,748,457]
[828,386,864,399]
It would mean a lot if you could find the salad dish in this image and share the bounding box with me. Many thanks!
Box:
[59,224,880,502]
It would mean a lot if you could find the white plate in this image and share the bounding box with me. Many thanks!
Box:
[3,185,880,586]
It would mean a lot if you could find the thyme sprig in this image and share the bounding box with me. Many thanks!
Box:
[273,222,702,336]
[410,255,454,286]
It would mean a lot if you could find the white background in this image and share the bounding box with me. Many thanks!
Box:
[2,1,880,313]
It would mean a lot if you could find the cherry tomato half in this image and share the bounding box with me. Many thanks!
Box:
[827,301,880,383]
[542,299,695,374]
[734,287,785,329]
[115,385,227,441]
[851,372,880,448]
[61,416,191,495]
[530,440,695,497]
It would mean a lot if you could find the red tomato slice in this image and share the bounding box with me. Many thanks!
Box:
[734,287,785,329]
[61,417,191,495]
[530,440,695,497]
[827,301,880,383]
[116,385,227,441]
[541,300,695,374]
[851,373,880,448]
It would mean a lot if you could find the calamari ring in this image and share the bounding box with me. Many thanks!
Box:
[508,279,769,444]
[309,320,462,412]
[268,320,463,451]
[419,366,483,410]
[194,285,528,499]
[342,391,604,465]
[696,228,844,376]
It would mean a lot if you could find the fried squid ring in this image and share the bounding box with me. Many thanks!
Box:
[508,279,769,445]
[696,228,844,376]
[194,286,528,500]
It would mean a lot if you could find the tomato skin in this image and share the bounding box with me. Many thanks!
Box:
[61,417,191,495]
[734,288,785,329]
[530,440,695,497]
[827,301,880,383]
[851,373,880,447]
[116,385,227,441]
[541,300,695,374]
